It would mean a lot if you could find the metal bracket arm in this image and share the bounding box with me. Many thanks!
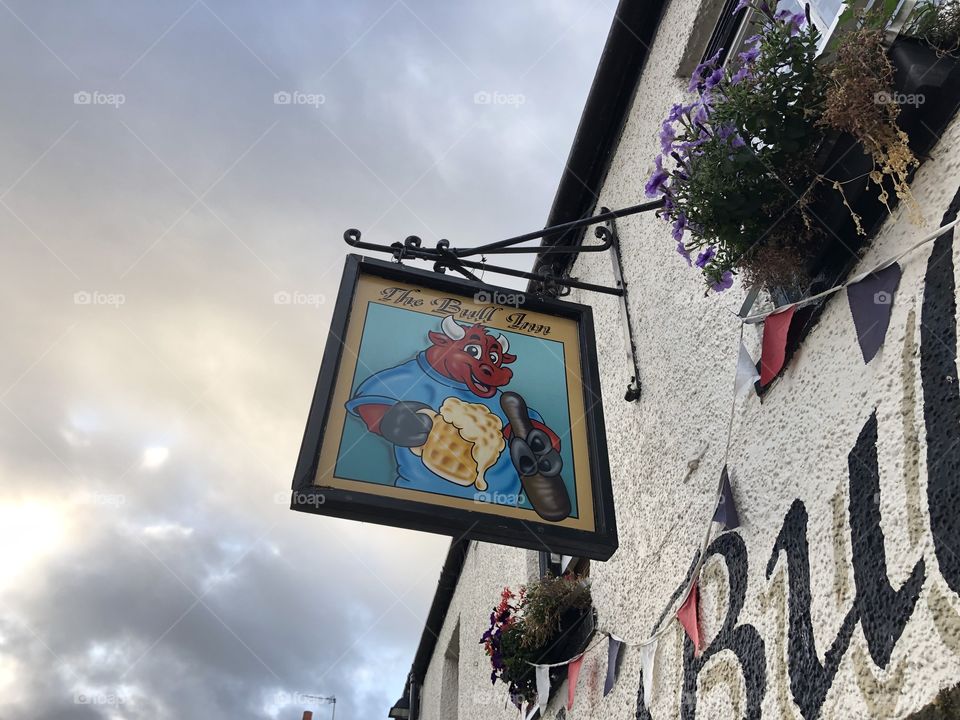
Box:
[342,198,664,297]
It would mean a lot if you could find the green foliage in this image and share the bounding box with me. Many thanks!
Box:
[906,0,960,54]
[650,1,922,291]
[652,4,827,289]
[520,573,592,650]
[479,575,592,707]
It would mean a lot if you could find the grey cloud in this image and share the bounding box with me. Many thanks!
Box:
[0,0,610,717]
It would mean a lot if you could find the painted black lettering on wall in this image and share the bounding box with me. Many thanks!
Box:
[848,411,925,668]
[767,499,859,719]
[682,533,766,720]
[920,190,960,595]
[634,186,960,719]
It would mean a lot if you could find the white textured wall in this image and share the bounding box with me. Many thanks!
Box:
[417,0,960,714]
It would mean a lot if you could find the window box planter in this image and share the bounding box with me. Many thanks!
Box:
[753,37,960,388]
[766,37,960,317]
[651,3,960,300]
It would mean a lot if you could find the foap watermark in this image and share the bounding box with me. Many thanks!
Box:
[474,491,526,506]
[874,91,925,107]
[473,90,525,108]
[277,490,326,507]
[474,289,525,307]
[874,290,893,305]
[274,90,325,108]
[273,691,325,706]
[74,290,125,308]
[75,692,127,706]
[74,90,125,108]
[77,492,126,508]
[274,290,326,308]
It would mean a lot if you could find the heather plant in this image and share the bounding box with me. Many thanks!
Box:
[819,20,920,226]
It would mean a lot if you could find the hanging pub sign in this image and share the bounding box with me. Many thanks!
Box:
[291,254,618,560]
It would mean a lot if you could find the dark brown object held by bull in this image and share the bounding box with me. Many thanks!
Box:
[500,391,571,522]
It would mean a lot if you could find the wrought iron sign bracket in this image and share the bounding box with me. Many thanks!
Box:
[603,211,643,403]
[342,198,664,298]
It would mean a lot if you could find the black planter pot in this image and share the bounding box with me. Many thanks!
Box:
[793,36,960,298]
[891,36,960,151]
[532,606,597,666]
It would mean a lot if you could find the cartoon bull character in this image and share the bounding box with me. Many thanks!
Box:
[345,315,571,521]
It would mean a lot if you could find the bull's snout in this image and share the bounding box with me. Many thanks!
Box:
[477,363,494,377]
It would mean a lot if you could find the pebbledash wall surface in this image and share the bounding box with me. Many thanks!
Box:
[406,1,960,719]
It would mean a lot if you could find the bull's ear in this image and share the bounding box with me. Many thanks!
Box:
[501,351,517,364]
[427,331,451,346]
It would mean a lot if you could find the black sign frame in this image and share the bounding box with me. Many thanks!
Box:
[291,254,618,560]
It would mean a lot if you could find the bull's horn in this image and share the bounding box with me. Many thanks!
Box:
[496,334,509,354]
[441,315,465,340]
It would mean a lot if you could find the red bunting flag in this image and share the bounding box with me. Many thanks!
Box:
[760,306,797,386]
[567,655,584,710]
[677,580,703,655]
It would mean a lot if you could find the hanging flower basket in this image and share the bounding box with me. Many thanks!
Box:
[479,574,593,708]
[645,1,955,294]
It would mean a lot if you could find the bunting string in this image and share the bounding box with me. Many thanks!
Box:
[516,216,957,707]
[740,217,959,323]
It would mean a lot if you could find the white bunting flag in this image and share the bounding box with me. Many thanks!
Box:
[735,341,760,396]
[639,638,658,709]
[535,665,550,716]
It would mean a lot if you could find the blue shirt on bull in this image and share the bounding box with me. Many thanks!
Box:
[345,352,544,504]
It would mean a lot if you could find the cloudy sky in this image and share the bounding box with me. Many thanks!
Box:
[0,2,612,718]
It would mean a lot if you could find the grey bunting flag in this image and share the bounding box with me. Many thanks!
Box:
[603,636,623,696]
[846,262,903,364]
[712,465,740,529]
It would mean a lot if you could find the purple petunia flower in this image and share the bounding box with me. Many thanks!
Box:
[731,133,746,148]
[660,121,675,154]
[739,45,760,63]
[676,240,692,265]
[733,0,751,12]
[671,212,687,241]
[789,11,806,34]
[688,50,722,91]
[710,270,735,292]
[695,246,717,268]
[667,103,687,123]
[705,67,724,89]
[645,156,669,197]
[731,66,751,85]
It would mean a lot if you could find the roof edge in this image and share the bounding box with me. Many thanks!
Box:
[534,0,669,279]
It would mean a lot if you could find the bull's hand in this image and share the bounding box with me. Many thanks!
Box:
[379,401,434,447]
[509,428,562,478]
